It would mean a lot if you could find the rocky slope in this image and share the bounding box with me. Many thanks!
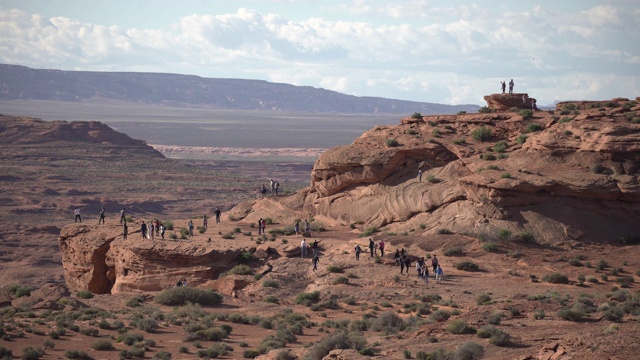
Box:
[231,97,640,244]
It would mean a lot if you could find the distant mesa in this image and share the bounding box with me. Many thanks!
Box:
[484,93,538,111]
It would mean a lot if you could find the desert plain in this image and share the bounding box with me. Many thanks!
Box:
[1,97,639,360]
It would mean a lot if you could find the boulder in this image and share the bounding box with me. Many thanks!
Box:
[484,93,538,111]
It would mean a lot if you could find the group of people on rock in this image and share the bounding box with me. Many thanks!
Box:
[260,179,281,198]
[140,219,167,240]
[501,79,515,95]
[294,219,312,236]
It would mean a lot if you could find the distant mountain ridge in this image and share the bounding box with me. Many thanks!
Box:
[0,64,478,114]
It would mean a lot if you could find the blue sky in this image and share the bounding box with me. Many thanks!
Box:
[1,0,638,105]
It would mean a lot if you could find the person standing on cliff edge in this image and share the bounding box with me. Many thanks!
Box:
[508,79,514,95]
[501,81,506,94]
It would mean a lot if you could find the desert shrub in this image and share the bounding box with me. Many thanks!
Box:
[446,319,475,334]
[487,312,502,325]
[476,293,492,305]
[327,265,344,273]
[92,339,115,351]
[519,109,534,119]
[526,123,543,133]
[443,246,463,256]
[426,174,441,183]
[163,221,174,230]
[432,129,442,137]
[453,341,484,359]
[76,290,93,299]
[79,327,99,337]
[21,347,45,360]
[437,228,452,234]
[569,258,583,267]
[558,116,572,124]
[619,234,640,244]
[430,310,451,322]
[497,228,511,240]
[10,285,32,298]
[295,291,321,306]
[454,261,479,271]
[615,276,634,288]
[126,296,144,308]
[471,126,492,142]
[0,346,12,359]
[194,327,228,341]
[64,350,92,359]
[154,287,223,306]
[411,112,423,119]
[369,311,405,334]
[264,296,279,304]
[263,280,279,288]
[333,277,349,285]
[360,227,378,237]
[493,140,508,153]
[518,231,535,242]
[478,106,492,113]
[117,333,145,346]
[153,351,172,360]
[543,273,569,284]
[603,305,624,322]
[386,139,399,147]
[221,232,235,239]
[131,317,159,333]
[224,264,253,276]
[515,134,528,144]
[501,173,512,179]
[302,330,364,360]
[532,309,545,320]
[482,153,496,161]
[168,233,178,240]
[558,307,584,322]
[482,242,498,252]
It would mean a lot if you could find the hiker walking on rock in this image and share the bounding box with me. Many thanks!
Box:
[354,244,362,260]
[98,206,105,224]
[215,207,222,224]
[123,222,128,240]
[120,208,126,223]
[403,256,411,275]
[301,238,307,258]
[294,220,300,236]
[140,221,147,239]
[436,265,444,284]
[312,253,320,271]
[379,239,385,257]
[369,238,375,257]
[188,220,194,237]
[203,215,208,230]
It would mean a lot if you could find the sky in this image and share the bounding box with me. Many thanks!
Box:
[1,0,639,106]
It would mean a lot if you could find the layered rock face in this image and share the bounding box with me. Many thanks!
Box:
[58,223,249,294]
[484,93,538,111]
[233,97,640,244]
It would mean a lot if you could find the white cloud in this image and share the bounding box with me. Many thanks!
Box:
[0,2,638,105]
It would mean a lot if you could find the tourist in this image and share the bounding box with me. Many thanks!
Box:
[312,239,321,255]
[403,257,411,275]
[274,181,280,196]
[312,253,320,271]
[436,265,444,284]
[431,255,439,274]
[188,220,194,237]
[501,81,506,94]
[203,215,208,230]
[123,222,128,240]
[354,244,362,260]
[422,265,429,284]
[304,219,311,233]
[508,79,514,95]
[294,220,300,236]
[258,218,263,234]
[140,221,147,239]
[159,223,165,240]
[74,207,81,223]
[215,207,222,224]
[394,249,401,266]
[379,239,385,257]
[369,238,375,257]
[98,206,105,224]
[418,169,422,182]
[120,208,126,223]
[400,256,406,274]
[301,238,307,258]
[149,221,154,240]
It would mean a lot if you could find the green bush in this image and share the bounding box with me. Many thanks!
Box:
[558,307,584,322]
[91,339,115,351]
[429,310,451,322]
[498,229,511,240]
[478,106,493,113]
[21,347,45,360]
[327,265,344,273]
[453,341,484,359]
[516,134,528,144]
[476,293,492,305]
[454,261,479,271]
[154,287,223,306]
[426,174,441,183]
[481,242,498,252]
[519,109,533,119]
[76,290,93,299]
[446,319,475,334]
[262,280,280,288]
[295,291,321,306]
[493,140,508,153]
[437,228,452,234]
[64,350,92,359]
[0,346,12,359]
[386,139,399,147]
[518,231,535,242]
[443,246,463,256]
[359,227,378,237]
[501,173,512,179]
[10,285,32,298]
[543,273,569,284]
[225,264,253,276]
[471,126,492,142]
[526,123,543,133]
[411,112,423,119]
[333,277,349,285]
[153,351,172,360]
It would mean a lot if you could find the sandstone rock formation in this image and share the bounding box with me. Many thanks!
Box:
[231,97,640,245]
[484,93,538,111]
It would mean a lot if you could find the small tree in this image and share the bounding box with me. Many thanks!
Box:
[471,126,492,142]
[411,112,423,119]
